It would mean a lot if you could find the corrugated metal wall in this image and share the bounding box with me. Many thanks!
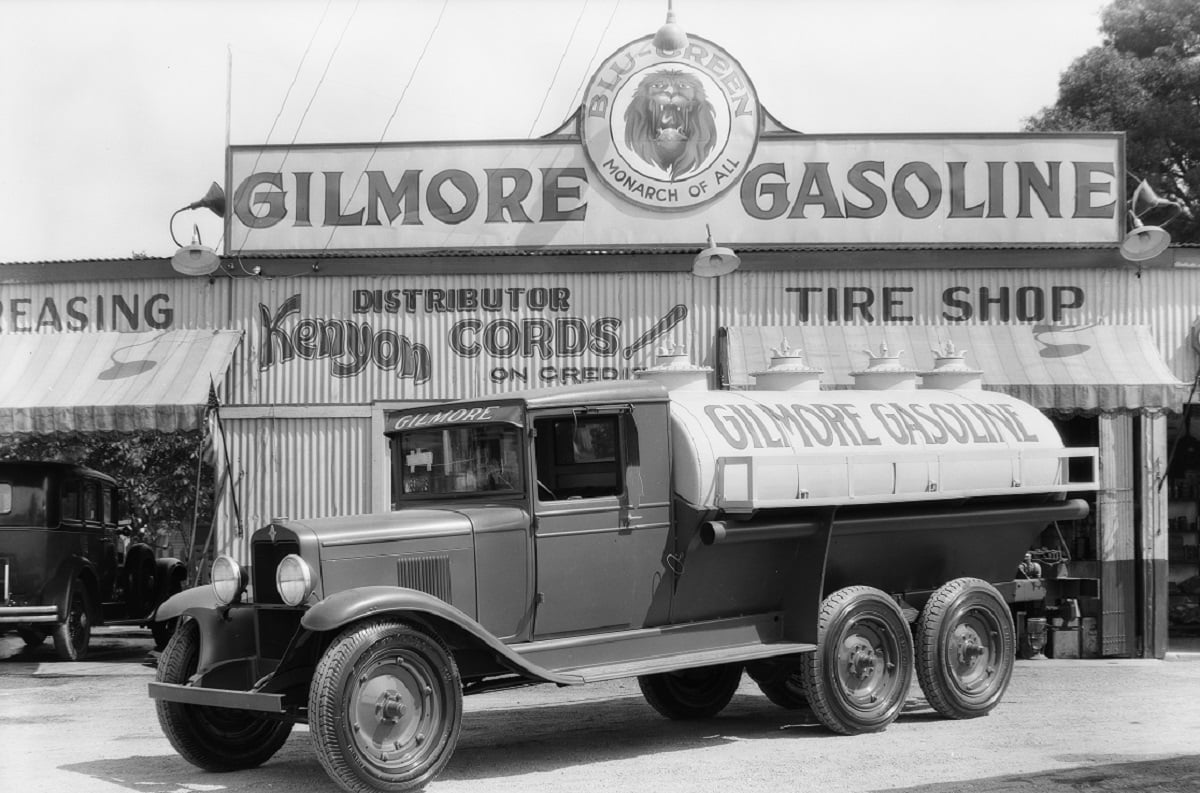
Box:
[220,272,717,405]
[213,414,372,563]
[0,279,221,333]
[721,266,1200,382]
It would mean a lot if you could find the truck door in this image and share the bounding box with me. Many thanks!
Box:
[530,405,672,638]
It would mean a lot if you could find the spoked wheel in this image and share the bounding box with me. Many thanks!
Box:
[310,619,463,793]
[916,577,1015,719]
[801,586,913,735]
[52,582,92,661]
[156,619,293,770]
[638,663,743,720]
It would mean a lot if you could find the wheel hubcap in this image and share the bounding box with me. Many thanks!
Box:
[351,654,441,771]
[948,609,998,691]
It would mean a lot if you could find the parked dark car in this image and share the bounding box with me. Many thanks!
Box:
[0,460,186,660]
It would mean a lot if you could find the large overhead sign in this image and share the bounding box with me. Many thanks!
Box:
[225,36,1124,255]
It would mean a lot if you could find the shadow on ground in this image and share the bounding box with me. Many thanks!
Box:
[877,754,1200,793]
[57,692,943,791]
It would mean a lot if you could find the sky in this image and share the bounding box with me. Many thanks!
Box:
[0,0,1115,263]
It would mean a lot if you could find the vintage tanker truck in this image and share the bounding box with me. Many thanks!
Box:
[149,344,1097,793]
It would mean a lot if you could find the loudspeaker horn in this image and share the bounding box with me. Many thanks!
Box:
[1130,179,1182,228]
[186,181,226,217]
[692,226,740,277]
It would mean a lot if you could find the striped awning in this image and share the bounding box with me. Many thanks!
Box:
[720,324,1185,413]
[0,329,243,434]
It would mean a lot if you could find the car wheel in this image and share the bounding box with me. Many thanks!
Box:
[310,619,463,793]
[747,657,808,709]
[638,663,744,720]
[916,577,1015,719]
[155,619,293,770]
[52,583,92,661]
[801,586,914,735]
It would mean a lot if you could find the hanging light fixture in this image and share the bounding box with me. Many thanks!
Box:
[171,224,220,276]
[653,0,689,52]
[169,181,226,276]
[692,225,740,277]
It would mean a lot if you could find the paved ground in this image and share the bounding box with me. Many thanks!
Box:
[1,628,1199,793]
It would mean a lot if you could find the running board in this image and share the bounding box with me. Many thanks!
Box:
[511,612,814,684]
[556,642,816,684]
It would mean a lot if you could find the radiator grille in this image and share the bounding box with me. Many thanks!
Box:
[252,539,300,605]
[396,554,452,602]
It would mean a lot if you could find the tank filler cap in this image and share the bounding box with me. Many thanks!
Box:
[850,343,918,390]
[751,338,823,391]
[634,343,712,391]
[919,341,983,390]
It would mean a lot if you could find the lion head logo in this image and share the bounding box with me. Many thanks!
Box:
[623,69,717,180]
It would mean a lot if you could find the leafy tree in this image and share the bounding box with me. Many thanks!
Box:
[1024,0,1200,243]
[0,431,214,558]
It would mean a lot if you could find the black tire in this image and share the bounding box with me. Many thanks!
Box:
[800,586,913,735]
[638,664,743,720]
[151,618,177,651]
[17,627,46,648]
[309,619,463,793]
[155,619,293,770]
[52,583,92,661]
[915,577,1015,720]
[747,657,808,709]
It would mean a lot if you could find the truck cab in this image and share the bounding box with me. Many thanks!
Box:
[149,374,1096,793]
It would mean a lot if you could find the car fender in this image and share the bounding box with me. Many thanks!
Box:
[46,556,99,622]
[153,583,221,622]
[301,586,576,685]
[152,558,188,610]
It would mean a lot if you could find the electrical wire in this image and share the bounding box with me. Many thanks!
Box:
[527,0,591,138]
[564,0,622,121]
[226,0,336,256]
[319,0,449,253]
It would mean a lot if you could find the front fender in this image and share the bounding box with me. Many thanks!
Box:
[301,587,577,685]
[153,583,220,622]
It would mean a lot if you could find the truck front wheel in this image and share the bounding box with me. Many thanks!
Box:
[801,586,913,734]
[310,619,463,793]
[916,577,1015,719]
[156,619,293,770]
[638,663,743,720]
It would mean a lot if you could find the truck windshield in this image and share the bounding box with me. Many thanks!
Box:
[393,423,524,499]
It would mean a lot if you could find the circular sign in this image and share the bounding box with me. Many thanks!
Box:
[581,35,760,212]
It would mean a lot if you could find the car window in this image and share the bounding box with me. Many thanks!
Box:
[534,414,623,500]
[61,479,80,523]
[0,483,10,514]
[83,481,100,522]
[101,486,113,524]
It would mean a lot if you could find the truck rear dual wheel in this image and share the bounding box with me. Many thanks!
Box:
[309,619,463,793]
[156,619,294,771]
[915,577,1015,720]
[801,586,914,735]
[746,657,808,709]
[638,663,744,720]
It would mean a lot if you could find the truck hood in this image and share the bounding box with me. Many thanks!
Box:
[272,505,528,548]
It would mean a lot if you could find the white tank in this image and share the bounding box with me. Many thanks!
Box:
[667,388,1071,512]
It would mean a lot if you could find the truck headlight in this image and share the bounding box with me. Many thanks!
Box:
[275,554,315,606]
[211,555,246,605]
